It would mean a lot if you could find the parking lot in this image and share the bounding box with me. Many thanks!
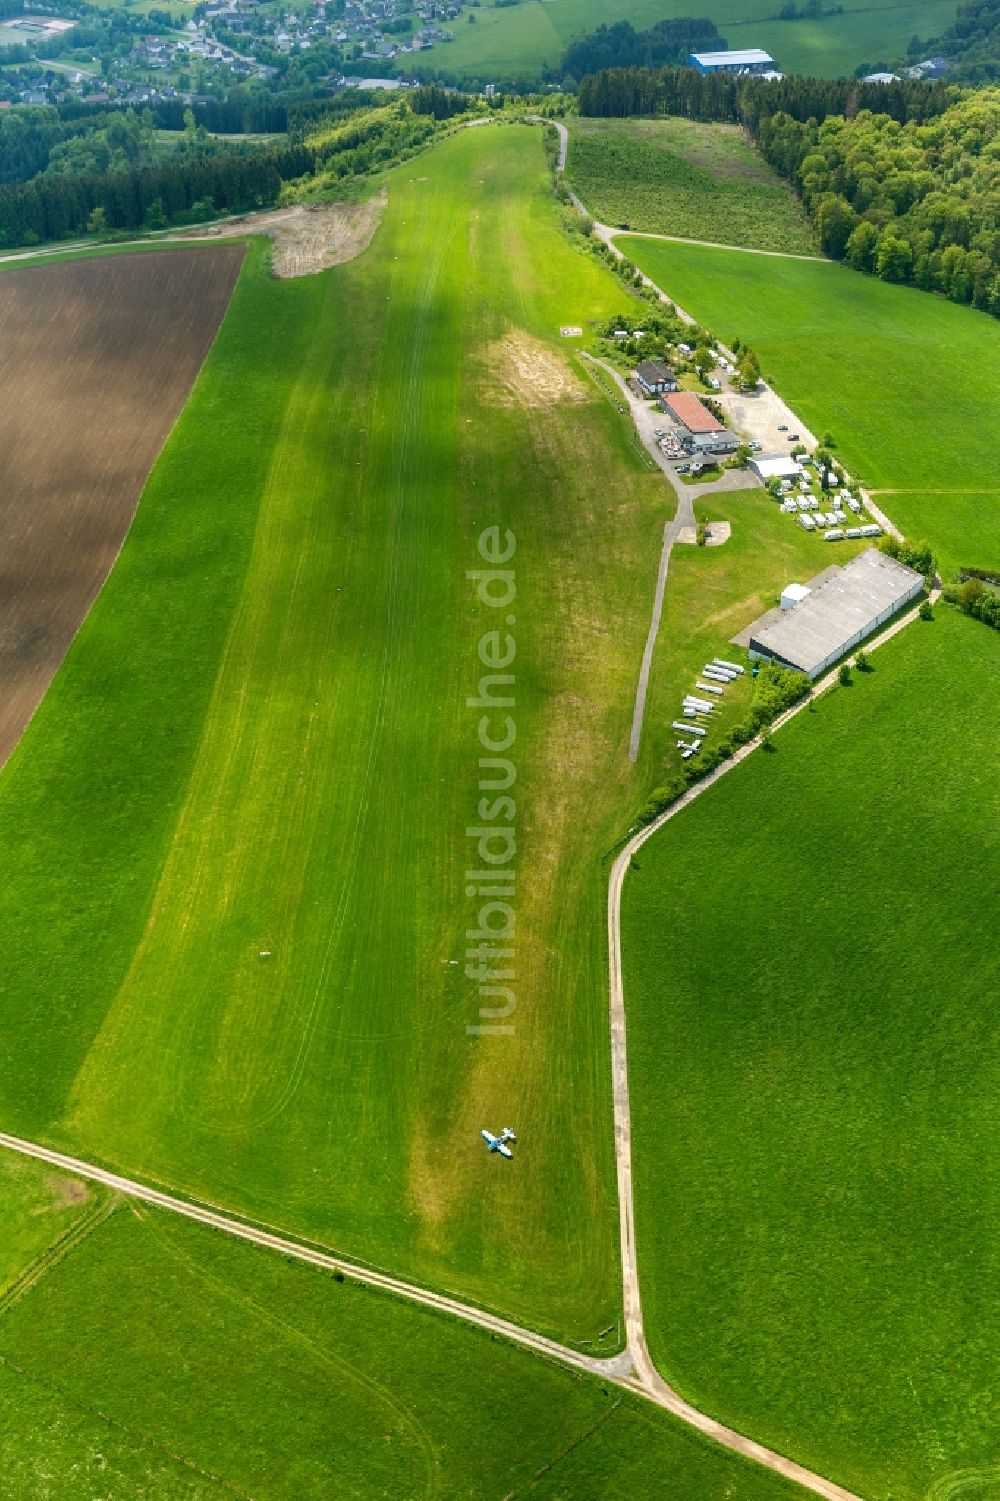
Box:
[716,381,818,453]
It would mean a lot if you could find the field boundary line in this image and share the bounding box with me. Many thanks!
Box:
[610,229,826,262]
[0,1127,862,1501]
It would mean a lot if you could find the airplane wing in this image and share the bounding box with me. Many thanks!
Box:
[498,1143,513,1159]
[481,1129,496,1148]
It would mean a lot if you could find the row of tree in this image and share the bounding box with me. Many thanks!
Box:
[0,140,314,245]
[577,65,952,127]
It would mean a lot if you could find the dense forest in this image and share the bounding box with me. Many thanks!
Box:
[0,90,470,244]
[555,18,725,84]
[0,140,313,243]
[763,89,1000,310]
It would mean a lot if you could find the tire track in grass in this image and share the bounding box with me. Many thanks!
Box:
[135,1205,441,1500]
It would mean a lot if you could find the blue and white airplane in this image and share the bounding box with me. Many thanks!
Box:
[481,1127,516,1159]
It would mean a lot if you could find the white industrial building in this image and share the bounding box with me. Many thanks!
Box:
[750,454,804,482]
[749,549,923,678]
[689,47,776,74]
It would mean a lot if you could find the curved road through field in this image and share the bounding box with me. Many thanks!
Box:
[0,1125,861,1501]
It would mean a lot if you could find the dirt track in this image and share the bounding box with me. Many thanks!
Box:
[0,1126,862,1501]
[183,194,386,277]
[0,246,243,767]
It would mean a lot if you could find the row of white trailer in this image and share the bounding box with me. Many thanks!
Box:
[675,659,745,759]
[798,516,882,541]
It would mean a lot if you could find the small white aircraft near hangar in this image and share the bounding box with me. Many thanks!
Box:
[481,1127,516,1159]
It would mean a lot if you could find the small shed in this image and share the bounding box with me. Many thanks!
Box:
[781,583,811,612]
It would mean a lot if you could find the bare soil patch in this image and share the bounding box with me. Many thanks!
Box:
[0,245,243,767]
[45,1174,89,1209]
[483,331,589,410]
[184,193,386,278]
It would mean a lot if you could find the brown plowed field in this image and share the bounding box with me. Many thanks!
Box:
[0,245,243,767]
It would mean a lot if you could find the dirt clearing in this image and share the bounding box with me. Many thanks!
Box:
[484,331,590,409]
[0,245,243,768]
[184,193,386,277]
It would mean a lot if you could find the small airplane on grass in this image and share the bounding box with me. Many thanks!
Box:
[481,1127,517,1159]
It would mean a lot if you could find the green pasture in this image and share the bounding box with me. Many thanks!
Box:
[0,1155,101,1296]
[881,490,1000,578]
[0,1166,805,1501]
[0,125,679,1342]
[623,608,1000,1501]
[413,0,957,81]
[621,238,1000,558]
[566,118,814,255]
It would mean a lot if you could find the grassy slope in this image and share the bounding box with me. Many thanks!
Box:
[622,609,1000,1501]
[0,125,679,1341]
[0,1174,805,1501]
[415,0,956,81]
[566,118,814,255]
[622,238,1000,566]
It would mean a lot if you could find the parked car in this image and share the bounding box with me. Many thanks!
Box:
[777,423,788,431]
[749,440,762,451]
[676,464,690,473]
[787,432,800,441]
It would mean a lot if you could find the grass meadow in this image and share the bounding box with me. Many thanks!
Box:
[415,0,957,81]
[622,608,1000,1501]
[622,238,1000,568]
[0,1163,805,1501]
[0,125,684,1344]
[0,1155,102,1296]
[566,119,814,255]
[880,491,1000,577]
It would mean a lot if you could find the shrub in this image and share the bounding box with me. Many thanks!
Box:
[919,599,935,621]
[880,535,936,581]
[838,662,852,685]
[855,648,871,670]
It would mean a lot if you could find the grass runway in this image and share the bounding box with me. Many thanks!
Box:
[0,125,677,1343]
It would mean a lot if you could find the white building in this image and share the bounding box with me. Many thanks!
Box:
[751,454,804,483]
[689,48,776,74]
[780,582,811,612]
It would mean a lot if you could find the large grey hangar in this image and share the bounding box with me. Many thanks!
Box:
[748,549,924,678]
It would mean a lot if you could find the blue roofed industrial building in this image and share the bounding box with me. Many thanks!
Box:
[689,48,778,74]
